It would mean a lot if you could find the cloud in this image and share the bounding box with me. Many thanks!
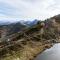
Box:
[0,0,60,21]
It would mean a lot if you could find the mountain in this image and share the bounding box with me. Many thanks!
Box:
[0,19,39,36]
[22,19,38,27]
[0,22,27,36]
[0,15,60,37]
[23,14,60,41]
[1,14,60,60]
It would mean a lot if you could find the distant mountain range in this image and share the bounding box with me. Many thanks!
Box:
[0,19,38,26]
[0,19,38,35]
[22,19,38,27]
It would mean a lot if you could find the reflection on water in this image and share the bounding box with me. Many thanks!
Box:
[35,43,60,60]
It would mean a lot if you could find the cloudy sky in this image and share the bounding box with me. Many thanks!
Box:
[0,0,60,21]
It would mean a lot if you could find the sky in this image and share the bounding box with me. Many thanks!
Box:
[0,0,60,22]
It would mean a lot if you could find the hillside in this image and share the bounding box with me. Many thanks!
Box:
[0,15,60,60]
[0,19,38,36]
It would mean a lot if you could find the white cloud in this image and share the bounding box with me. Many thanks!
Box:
[0,0,60,21]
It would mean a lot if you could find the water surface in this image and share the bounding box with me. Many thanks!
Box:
[35,43,60,60]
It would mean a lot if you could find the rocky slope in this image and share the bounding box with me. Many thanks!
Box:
[0,14,60,60]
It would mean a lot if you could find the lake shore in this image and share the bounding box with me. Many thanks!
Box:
[0,40,54,60]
